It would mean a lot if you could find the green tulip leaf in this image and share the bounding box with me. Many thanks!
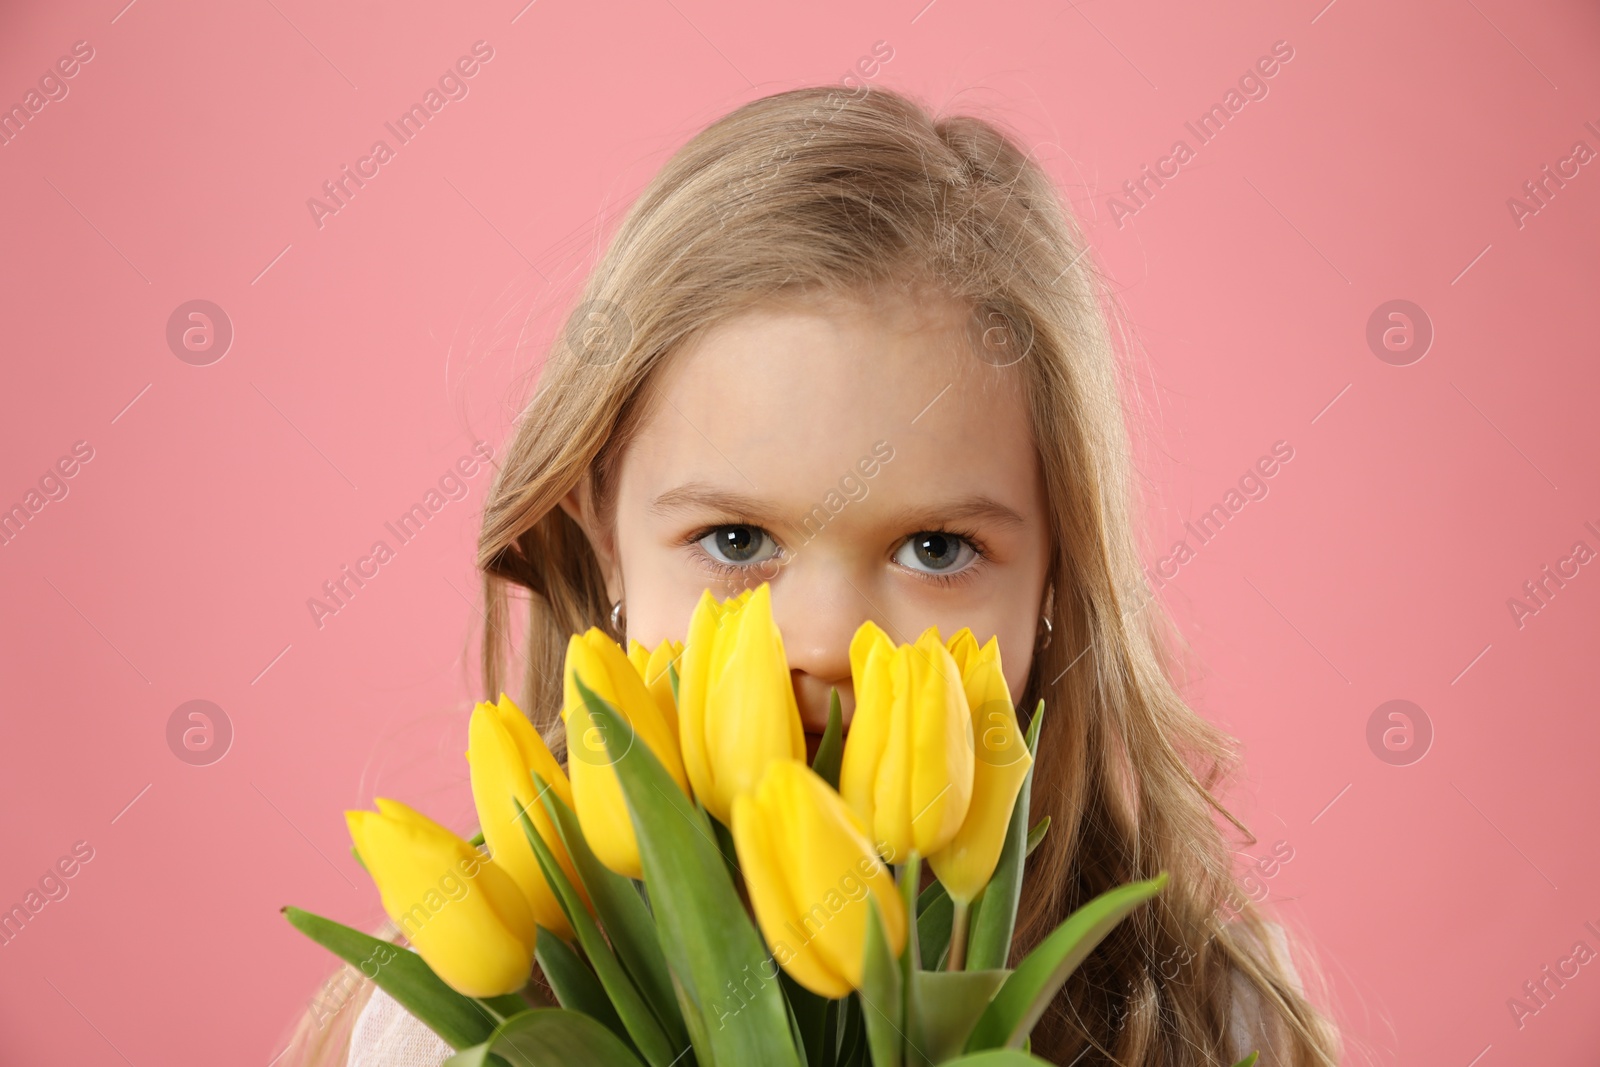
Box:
[965,702,1044,972]
[899,854,922,977]
[835,993,867,1067]
[820,998,840,1067]
[1024,817,1049,858]
[481,991,542,1019]
[443,1006,646,1067]
[906,969,1010,1066]
[965,872,1169,1052]
[1231,1054,1260,1067]
[916,874,954,968]
[858,895,903,1067]
[813,690,844,790]
[534,923,631,1047]
[780,970,831,1067]
[710,813,742,885]
[1021,702,1043,761]
[779,975,812,1067]
[281,905,498,1049]
[916,887,954,970]
[916,876,949,917]
[668,967,717,1067]
[534,774,688,1051]
[578,679,803,1067]
[515,797,677,1067]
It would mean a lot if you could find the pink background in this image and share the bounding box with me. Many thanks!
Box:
[2,0,1597,1063]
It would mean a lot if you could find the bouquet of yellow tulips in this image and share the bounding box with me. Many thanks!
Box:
[285,585,1257,1067]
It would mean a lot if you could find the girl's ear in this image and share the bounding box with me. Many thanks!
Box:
[557,479,623,605]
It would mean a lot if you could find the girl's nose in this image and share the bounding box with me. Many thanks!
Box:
[770,576,870,744]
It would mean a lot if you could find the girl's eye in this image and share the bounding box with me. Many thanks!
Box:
[697,525,780,566]
[894,531,978,575]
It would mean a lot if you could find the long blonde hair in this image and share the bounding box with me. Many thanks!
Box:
[282,84,1340,1065]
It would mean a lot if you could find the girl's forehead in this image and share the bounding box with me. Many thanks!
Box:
[618,294,1040,515]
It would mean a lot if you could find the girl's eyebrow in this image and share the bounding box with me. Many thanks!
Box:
[882,496,1026,531]
[648,482,775,519]
[648,481,1025,530]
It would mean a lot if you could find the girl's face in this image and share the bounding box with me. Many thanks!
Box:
[570,289,1052,755]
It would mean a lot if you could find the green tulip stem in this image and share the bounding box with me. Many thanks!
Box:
[896,851,922,972]
[946,898,971,972]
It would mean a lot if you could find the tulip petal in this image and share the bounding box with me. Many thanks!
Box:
[565,630,691,880]
[346,801,535,998]
[642,639,682,736]
[678,584,804,824]
[566,686,644,881]
[678,590,721,810]
[732,788,850,999]
[873,646,915,861]
[468,704,577,939]
[849,620,893,692]
[944,627,979,674]
[908,635,974,857]
[709,585,804,812]
[840,638,894,857]
[929,640,1033,905]
[785,764,904,991]
[732,760,903,1000]
[493,693,574,809]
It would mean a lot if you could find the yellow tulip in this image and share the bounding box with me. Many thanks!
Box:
[731,759,906,999]
[677,584,806,824]
[467,693,588,941]
[839,623,975,862]
[849,618,893,691]
[928,630,1033,904]
[627,637,683,736]
[345,798,537,998]
[563,628,691,880]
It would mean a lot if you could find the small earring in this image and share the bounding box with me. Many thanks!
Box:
[1037,613,1053,650]
[609,599,625,637]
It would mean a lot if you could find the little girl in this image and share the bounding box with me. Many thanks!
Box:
[282,84,1341,1065]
